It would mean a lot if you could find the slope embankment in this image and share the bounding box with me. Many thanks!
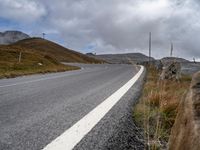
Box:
[168,71,200,150]
[133,65,191,149]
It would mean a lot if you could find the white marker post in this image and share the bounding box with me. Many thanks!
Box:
[18,51,22,63]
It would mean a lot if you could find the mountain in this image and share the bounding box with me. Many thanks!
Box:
[87,53,154,64]
[161,57,189,62]
[0,31,30,45]
[12,38,104,63]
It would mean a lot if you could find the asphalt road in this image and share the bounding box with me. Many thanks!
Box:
[0,64,144,150]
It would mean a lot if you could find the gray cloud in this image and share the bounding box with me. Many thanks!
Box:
[1,0,200,60]
[0,0,46,22]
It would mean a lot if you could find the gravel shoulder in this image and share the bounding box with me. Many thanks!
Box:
[74,66,146,150]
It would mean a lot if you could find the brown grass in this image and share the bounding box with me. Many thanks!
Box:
[0,37,104,78]
[0,47,79,78]
[133,66,191,149]
[12,38,104,63]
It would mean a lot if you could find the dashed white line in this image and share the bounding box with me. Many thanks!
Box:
[42,65,144,150]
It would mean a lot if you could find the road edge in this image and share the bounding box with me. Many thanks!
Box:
[43,65,145,150]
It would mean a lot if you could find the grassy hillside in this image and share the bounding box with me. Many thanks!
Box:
[13,38,104,63]
[0,38,104,78]
[0,45,79,78]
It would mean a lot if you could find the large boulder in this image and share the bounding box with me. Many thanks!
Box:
[160,62,181,80]
[168,71,200,150]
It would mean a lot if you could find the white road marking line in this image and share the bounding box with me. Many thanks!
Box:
[42,66,144,150]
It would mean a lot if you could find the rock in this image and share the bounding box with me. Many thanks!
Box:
[168,71,200,150]
[160,62,181,80]
[38,63,43,66]
[154,60,163,71]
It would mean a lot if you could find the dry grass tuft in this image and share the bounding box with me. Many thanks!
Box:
[133,66,191,149]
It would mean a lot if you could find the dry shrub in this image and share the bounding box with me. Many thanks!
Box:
[133,66,191,150]
[149,91,160,107]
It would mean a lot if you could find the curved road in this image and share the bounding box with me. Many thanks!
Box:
[0,64,144,150]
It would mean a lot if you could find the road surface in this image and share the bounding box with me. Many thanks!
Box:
[0,64,144,150]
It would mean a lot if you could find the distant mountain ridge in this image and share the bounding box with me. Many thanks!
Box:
[0,31,30,45]
[161,57,189,63]
[87,53,154,64]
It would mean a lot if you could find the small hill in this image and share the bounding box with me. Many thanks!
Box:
[0,37,103,78]
[161,57,189,66]
[13,38,104,63]
[87,53,154,64]
[161,57,189,63]
[0,45,79,78]
[0,31,30,45]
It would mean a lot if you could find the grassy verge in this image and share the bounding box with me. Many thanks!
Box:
[133,66,191,149]
[0,49,80,78]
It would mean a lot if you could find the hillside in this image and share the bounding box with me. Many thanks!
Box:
[0,45,79,78]
[160,57,200,75]
[0,31,30,45]
[0,37,103,78]
[161,57,189,66]
[87,53,154,64]
[13,38,104,63]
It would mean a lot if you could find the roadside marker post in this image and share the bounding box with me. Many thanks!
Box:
[18,51,22,63]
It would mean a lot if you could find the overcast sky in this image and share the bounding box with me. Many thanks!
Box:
[0,0,200,60]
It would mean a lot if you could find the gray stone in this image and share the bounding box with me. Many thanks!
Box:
[160,61,181,80]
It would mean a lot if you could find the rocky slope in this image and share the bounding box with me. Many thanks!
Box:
[0,31,30,44]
